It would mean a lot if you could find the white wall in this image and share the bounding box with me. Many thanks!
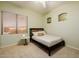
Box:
[1,1,79,50]
[0,2,43,48]
[43,2,79,49]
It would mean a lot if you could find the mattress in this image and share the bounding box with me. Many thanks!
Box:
[32,35,63,47]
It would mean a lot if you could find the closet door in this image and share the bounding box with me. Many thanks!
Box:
[3,11,16,34]
[17,15,28,34]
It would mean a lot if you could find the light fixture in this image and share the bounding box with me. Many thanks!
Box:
[35,1,46,8]
[39,1,46,8]
[22,34,26,37]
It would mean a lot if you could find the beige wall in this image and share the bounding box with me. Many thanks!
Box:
[0,1,79,50]
[43,2,79,49]
[0,2,43,48]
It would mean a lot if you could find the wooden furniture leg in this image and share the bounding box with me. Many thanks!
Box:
[48,47,51,56]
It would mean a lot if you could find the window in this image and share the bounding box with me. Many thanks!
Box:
[1,11,28,35]
[17,15,28,34]
[3,11,16,34]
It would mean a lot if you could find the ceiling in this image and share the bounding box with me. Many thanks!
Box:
[9,1,64,15]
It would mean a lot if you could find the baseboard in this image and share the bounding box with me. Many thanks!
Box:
[0,43,17,48]
[66,45,79,51]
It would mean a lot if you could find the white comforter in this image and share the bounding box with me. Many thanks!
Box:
[32,35,62,47]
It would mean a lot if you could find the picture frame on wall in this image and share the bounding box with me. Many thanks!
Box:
[58,13,67,21]
[47,17,52,23]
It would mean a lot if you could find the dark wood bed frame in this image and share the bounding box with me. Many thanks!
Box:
[29,28,65,56]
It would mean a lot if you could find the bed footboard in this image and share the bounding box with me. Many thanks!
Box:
[30,38,65,56]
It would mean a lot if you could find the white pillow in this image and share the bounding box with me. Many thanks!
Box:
[38,31,46,35]
[32,31,46,36]
[32,32,39,36]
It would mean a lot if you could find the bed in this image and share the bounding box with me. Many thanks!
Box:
[30,28,65,56]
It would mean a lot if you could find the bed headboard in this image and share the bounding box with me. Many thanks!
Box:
[29,28,44,40]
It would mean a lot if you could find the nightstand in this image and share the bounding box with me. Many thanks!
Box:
[21,35,29,45]
[24,37,29,45]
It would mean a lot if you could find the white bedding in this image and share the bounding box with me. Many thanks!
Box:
[32,35,63,47]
